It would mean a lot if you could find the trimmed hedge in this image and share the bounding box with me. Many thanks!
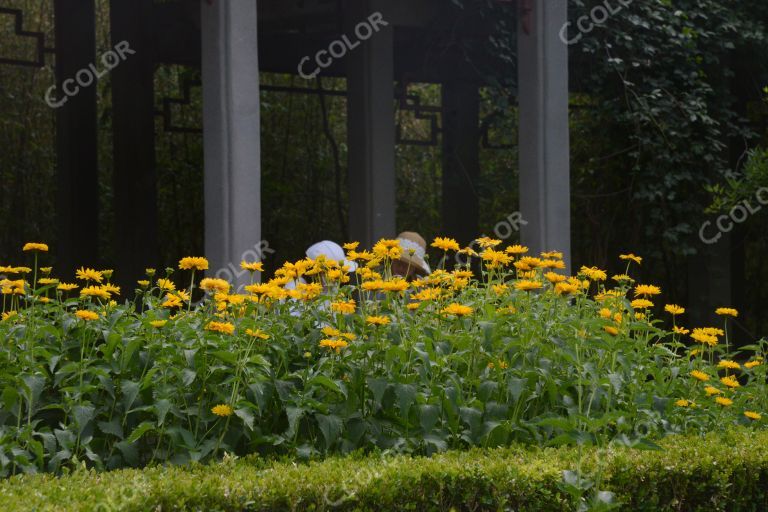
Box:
[1,429,767,511]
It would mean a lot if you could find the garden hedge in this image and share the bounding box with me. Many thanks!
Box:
[1,428,766,511]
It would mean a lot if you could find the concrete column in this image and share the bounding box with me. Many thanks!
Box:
[517,0,571,269]
[345,0,396,247]
[54,0,99,274]
[201,0,262,290]
[442,81,480,247]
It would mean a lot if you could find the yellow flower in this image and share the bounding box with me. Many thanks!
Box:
[675,399,691,407]
[630,299,654,310]
[161,294,183,309]
[720,375,740,389]
[102,284,121,296]
[492,284,509,295]
[514,279,543,292]
[481,249,512,268]
[245,328,270,340]
[704,386,722,396]
[554,282,580,295]
[240,261,264,272]
[441,303,473,317]
[541,251,563,259]
[200,278,230,294]
[744,411,762,421]
[599,308,612,319]
[690,329,719,346]
[319,338,349,352]
[80,286,111,300]
[211,404,234,417]
[612,274,634,283]
[634,284,661,297]
[715,307,738,318]
[366,315,391,326]
[505,244,529,255]
[715,396,733,407]
[40,267,52,275]
[331,300,356,315]
[37,278,59,285]
[431,237,460,252]
[75,310,99,321]
[57,283,79,292]
[690,370,710,382]
[150,320,167,328]
[178,257,209,271]
[343,242,360,251]
[156,278,176,291]
[476,237,502,249]
[717,360,740,370]
[23,242,49,252]
[145,268,156,277]
[407,302,420,310]
[380,279,409,293]
[744,360,762,369]
[138,280,150,287]
[545,272,567,284]
[665,304,685,316]
[76,267,103,283]
[206,321,235,335]
[619,253,642,265]
[673,326,690,335]
[580,266,607,281]
[603,325,619,336]
[1,311,18,322]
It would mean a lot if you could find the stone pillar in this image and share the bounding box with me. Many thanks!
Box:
[517,0,571,269]
[345,0,396,247]
[201,0,262,290]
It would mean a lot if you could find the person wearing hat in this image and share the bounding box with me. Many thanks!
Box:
[392,232,431,281]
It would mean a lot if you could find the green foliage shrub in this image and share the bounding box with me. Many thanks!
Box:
[0,429,766,511]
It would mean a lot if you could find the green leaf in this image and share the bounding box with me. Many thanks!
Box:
[507,377,527,403]
[126,422,155,443]
[235,407,255,431]
[121,380,140,411]
[419,404,440,433]
[212,351,237,365]
[72,405,95,436]
[367,378,388,407]
[315,414,343,448]
[308,375,345,398]
[97,419,124,440]
[395,384,417,419]
[155,399,172,425]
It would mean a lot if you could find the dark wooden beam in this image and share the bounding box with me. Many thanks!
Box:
[110,0,159,289]
[442,81,480,247]
[54,0,100,275]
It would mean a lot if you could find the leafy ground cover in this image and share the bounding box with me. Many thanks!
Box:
[0,240,765,481]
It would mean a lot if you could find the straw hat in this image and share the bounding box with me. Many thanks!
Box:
[305,241,358,271]
[396,232,431,276]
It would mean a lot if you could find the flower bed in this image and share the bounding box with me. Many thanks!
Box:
[0,240,765,477]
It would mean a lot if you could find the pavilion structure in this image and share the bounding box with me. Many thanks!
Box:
[16,0,571,287]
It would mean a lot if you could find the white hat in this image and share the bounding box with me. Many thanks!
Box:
[305,241,358,272]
